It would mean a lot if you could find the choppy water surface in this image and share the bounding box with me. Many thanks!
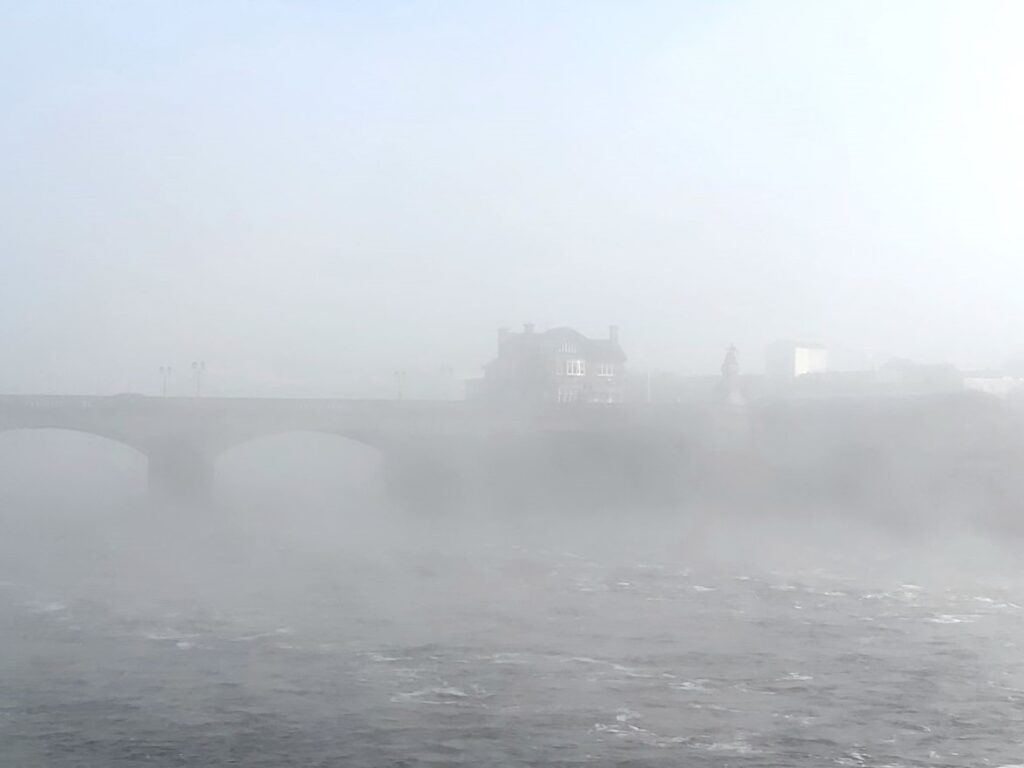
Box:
[3,510,1024,767]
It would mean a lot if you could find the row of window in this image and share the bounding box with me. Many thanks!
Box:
[561,360,616,377]
[558,387,580,402]
[557,388,622,403]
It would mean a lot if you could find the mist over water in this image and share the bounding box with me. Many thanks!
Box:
[5,2,1024,765]
[4,433,1024,766]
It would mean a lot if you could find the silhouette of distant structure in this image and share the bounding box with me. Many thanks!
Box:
[468,324,627,404]
[711,345,750,452]
[718,345,745,407]
[963,372,1024,397]
[766,341,828,379]
[876,357,962,394]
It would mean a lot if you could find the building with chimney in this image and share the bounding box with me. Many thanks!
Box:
[468,324,627,404]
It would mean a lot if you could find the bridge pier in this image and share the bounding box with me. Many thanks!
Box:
[382,438,481,515]
[147,441,214,502]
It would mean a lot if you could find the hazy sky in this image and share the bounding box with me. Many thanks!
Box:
[2,1,1022,396]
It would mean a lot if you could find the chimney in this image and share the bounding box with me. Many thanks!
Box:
[609,325,620,343]
[523,323,535,334]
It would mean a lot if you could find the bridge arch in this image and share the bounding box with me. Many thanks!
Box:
[210,428,388,458]
[0,426,149,503]
[0,424,148,454]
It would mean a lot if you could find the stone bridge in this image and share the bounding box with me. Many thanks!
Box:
[0,395,717,505]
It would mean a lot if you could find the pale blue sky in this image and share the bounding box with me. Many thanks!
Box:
[2,1,1022,395]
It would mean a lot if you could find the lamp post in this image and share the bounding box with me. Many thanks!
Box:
[394,370,406,400]
[191,361,206,397]
[159,366,172,397]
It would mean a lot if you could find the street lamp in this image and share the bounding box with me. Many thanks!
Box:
[159,366,172,397]
[191,361,206,397]
[394,370,406,400]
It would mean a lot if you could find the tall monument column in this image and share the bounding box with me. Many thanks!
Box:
[718,344,745,408]
[711,345,750,451]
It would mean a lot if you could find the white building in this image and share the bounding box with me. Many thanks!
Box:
[766,341,828,378]
[963,375,1024,397]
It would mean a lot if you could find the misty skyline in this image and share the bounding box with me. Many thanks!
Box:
[3,1,1023,397]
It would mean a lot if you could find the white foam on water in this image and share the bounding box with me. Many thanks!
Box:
[561,656,651,677]
[592,709,653,739]
[567,656,603,665]
[391,686,472,705]
[143,629,199,641]
[229,627,292,642]
[927,614,978,624]
[480,652,524,664]
[26,600,66,614]
[834,749,869,766]
[782,672,814,681]
[674,679,710,691]
[687,702,738,712]
[612,663,653,678]
[367,652,409,663]
[704,738,757,754]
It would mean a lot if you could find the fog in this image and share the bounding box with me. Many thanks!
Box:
[5,2,1024,766]
[4,1,1024,394]
[5,421,1024,764]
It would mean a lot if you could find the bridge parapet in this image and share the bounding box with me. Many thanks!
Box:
[0,394,719,502]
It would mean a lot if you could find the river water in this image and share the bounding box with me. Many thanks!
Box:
[2,504,1024,767]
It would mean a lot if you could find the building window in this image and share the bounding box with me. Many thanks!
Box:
[557,342,579,354]
[558,387,579,403]
[597,363,615,377]
[565,359,585,376]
